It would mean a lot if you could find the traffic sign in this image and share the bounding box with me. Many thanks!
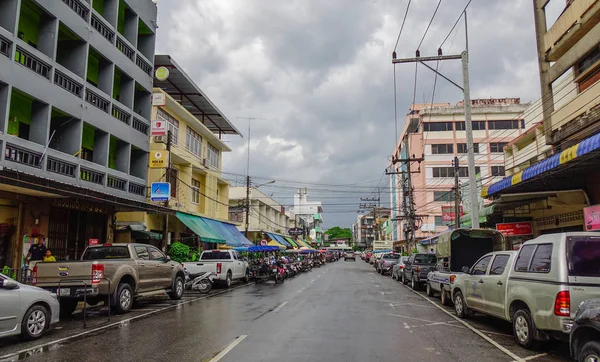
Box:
[151,182,171,202]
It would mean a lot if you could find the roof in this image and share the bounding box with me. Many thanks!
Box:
[154,55,241,136]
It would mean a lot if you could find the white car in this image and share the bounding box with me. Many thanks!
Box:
[0,274,60,340]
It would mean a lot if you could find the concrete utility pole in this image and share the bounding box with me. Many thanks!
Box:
[453,156,461,229]
[392,12,479,228]
[244,175,251,238]
[161,130,172,250]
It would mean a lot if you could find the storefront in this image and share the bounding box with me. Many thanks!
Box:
[496,221,535,250]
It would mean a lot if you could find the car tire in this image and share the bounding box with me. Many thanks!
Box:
[411,276,419,290]
[20,305,50,340]
[579,340,600,362]
[426,282,435,297]
[392,273,396,280]
[453,290,469,318]
[225,271,232,288]
[243,269,250,283]
[59,299,79,317]
[113,283,134,314]
[441,290,451,306]
[401,273,407,285]
[512,309,538,349]
[168,275,184,300]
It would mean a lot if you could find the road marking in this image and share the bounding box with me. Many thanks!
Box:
[389,303,395,308]
[374,285,379,288]
[401,284,525,362]
[511,353,547,362]
[380,291,385,295]
[273,301,288,313]
[387,313,444,324]
[298,287,306,293]
[403,323,410,329]
[310,279,315,284]
[208,335,247,362]
[0,283,252,361]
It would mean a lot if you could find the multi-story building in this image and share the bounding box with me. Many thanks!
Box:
[290,188,324,246]
[0,0,160,268]
[228,186,295,243]
[353,213,375,249]
[391,99,530,248]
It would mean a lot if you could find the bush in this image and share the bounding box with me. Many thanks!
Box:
[168,242,191,263]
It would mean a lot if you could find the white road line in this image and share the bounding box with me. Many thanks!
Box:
[386,313,445,324]
[511,353,547,362]
[208,335,248,362]
[298,287,306,293]
[374,285,379,288]
[310,279,315,284]
[401,285,525,362]
[380,292,385,295]
[389,303,395,308]
[273,301,288,313]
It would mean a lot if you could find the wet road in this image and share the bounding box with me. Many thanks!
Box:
[1,260,573,362]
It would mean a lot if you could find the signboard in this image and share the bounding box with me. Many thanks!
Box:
[372,240,393,250]
[152,93,166,106]
[89,239,99,245]
[149,150,168,168]
[584,205,600,231]
[496,222,533,236]
[288,227,304,236]
[151,182,171,202]
[260,239,267,246]
[151,119,167,136]
[155,67,170,81]
[441,205,464,222]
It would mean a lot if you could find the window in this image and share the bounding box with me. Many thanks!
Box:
[471,255,492,275]
[489,255,510,275]
[488,120,520,130]
[134,246,149,260]
[169,169,178,198]
[433,191,454,202]
[567,236,600,277]
[414,254,437,264]
[432,167,454,178]
[491,166,505,176]
[148,246,166,262]
[424,122,453,132]
[431,144,454,154]
[201,251,232,260]
[157,109,179,144]
[489,142,508,153]
[434,216,443,226]
[530,244,553,273]
[514,244,536,272]
[456,166,481,177]
[207,143,219,168]
[455,121,486,131]
[577,46,600,76]
[457,143,479,153]
[186,126,202,157]
[191,179,200,204]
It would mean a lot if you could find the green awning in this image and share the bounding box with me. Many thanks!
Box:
[284,237,298,247]
[314,226,323,233]
[176,212,226,244]
[460,205,494,227]
[131,230,162,241]
[313,214,322,221]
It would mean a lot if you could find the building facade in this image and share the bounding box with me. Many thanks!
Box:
[0,0,160,269]
[290,188,324,246]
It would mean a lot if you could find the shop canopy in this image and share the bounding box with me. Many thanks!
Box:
[459,205,495,227]
[295,239,312,248]
[267,240,286,250]
[176,212,225,244]
[284,237,298,247]
[268,233,290,247]
[202,218,242,247]
[248,245,280,252]
[223,223,253,246]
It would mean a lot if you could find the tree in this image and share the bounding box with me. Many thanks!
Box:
[325,226,353,240]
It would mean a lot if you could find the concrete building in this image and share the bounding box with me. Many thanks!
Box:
[0,0,161,267]
[353,214,374,249]
[228,186,295,243]
[390,99,530,249]
[289,188,324,246]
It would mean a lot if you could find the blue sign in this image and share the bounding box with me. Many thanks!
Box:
[151,182,170,202]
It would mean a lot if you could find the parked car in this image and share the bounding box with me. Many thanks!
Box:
[34,243,186,316]
[364,251,373,262]
[392,256,409,281]
[401,253,437,290]
[378,253,400,275]
[570,298,600,362]
[452,232,600,349]
[344,251,356,261]
[183,250,249,288]
[0,274,60,340]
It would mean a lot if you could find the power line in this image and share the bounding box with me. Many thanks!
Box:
[439,0,472,49]
[393,0,412,52]
[417,0,443,51]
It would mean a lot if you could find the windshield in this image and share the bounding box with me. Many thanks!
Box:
[414,254,437,264]
[201,251,232,260]
[82,246,130,260]
[383,254,400,260]
[567,236,600,276]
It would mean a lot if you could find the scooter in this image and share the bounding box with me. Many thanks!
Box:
[184,271,215,294]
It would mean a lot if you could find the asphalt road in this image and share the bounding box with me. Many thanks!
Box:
[0,260,573,362]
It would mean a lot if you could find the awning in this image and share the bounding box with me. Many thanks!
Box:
[313,214,322,221]
[202,218,242,247]
[459,205,495,226]
[314,226,323,233]
[267,240,286,250]
[268,233,290,247]
[223,223,253,246]
[284,237,298,247]
[131,230,162,241]
[296,239,311,248]
[176,212,225,244]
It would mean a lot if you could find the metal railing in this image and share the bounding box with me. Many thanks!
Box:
[107,175,126,191]
[47,157,77,177]
[132,118,149,135]
[54,70,83,97]
[85,88,110,113]
[135,54,152,76]
[129,182,146,196]
[61,0,89,20]
[116,36,134,61]
[4,144,42,168]
[14,46,51,79]
[80,167,105,185]
[91,14,114,43]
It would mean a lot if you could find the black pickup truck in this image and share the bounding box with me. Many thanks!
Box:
[401,253,437,290]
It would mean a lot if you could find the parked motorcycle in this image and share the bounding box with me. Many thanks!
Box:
[184,271,215,294]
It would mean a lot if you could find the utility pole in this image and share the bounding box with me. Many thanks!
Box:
[161,130,172,251]
[453,156,461,229]
[244,175,251,238]
[392,13,479,228]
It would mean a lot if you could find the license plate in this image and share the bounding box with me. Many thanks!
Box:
[57,288,71,296]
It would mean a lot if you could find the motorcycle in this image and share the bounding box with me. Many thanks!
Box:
[184,271,215,294]
[273,261,285,284]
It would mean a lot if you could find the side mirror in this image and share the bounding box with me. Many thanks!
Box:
[165,256,171,262]
[1,279,19,290]
[462,266,470,274]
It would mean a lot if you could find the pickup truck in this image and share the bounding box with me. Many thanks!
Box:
[451,232,600,349]
[401,253,437,290]
[33,243,185,316]
[426,228,504,305]
[182,250,249,288]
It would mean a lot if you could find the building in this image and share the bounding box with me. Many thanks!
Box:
[116,55,247,250]
[0,0,162,268]
[289,188,324,246]
[228,186,295,243]
[390,99,530,251]
[353,214,374,249]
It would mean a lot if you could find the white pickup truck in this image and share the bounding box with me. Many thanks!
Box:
[182,250,249,287]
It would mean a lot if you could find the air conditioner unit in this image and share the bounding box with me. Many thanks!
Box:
[202,158,209,168]
[153,135,167,144]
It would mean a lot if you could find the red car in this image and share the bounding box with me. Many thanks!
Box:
[364,251,373,263]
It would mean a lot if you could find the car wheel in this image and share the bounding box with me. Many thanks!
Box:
[113,283,133,314]
[225,271,232,288]
[20,305,49,340]
[513,309,538,349]
[579,341,600,362]
[411,276,419,290]
[426,282,435,297]
[168,275,184,300]
[401,273,407,285]
[441,290,451,306]
[59,299,79,317]
[454,291,468,318]
[392,273,396,280]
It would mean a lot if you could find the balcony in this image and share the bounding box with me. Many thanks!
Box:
[14,47,51,79]
[85,88,110,113]
[129,182,145,196]
[80,167,105,185]
[132,117,149,135]
[91,14,115,44]
[112,104,131,125]
[0,36,10,57]
[116,36,134,61]
[54,70,83,97]
[4,144,41,168]
[61,0,89,21]
[135,54,152,76]
[47,157,76,177]
[544,0,600,61]
[107,175,126,191]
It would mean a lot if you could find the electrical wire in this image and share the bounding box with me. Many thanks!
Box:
[439,0,472,50]
[417,0,443,51]
[393,0,412,52]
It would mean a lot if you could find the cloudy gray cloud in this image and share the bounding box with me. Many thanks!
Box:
[155,0,544,228]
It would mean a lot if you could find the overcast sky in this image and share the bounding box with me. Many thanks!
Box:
[155,0,559,229]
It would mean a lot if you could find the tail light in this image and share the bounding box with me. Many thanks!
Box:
[416,266,421,273]
[554,291,571,316]
[92,264,104,284]
[216,263,222,274]
[32,265,38,286]
[450,274,457,284]
[400,266,404,270]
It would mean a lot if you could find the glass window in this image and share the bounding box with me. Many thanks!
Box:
[191,179,200,204]
[157,109,179,144]
[456,121,485,130]
[433,191,454,202]
[568,235,600,276]
[471,255,492,275]
[201,251,232,260]
[435,216,443,226]
[514,244,536,272]
[207,143,219,168]
[432,167,453,178]
[457,143,479,154]
[414,254,437,264]
[431,144,454,154]
[491,166,505,176]
[186,126,202,157]
[82,246,130,260]
[456,166,481,177]
[455,121,465,131]
[530,244,552,273]
[489,142,509,153]
[148,247,166,261]
[488,120,519,130]
[489,255,510,275]
[134,246,149,260]
[424,122,453,132]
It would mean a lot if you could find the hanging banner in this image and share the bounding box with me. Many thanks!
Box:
[149,150,169,168]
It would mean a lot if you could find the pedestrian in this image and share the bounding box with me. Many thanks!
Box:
[43,250,56,262]
[26,237,47,263]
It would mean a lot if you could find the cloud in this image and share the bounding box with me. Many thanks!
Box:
[155,0,543,227]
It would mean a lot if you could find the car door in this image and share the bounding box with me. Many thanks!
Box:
[0,277,21,336]
[482,254,512,318]
[133,245,152,292]
[464,255,492,311]
[148,246,173,288]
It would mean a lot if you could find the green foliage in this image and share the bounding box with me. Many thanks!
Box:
[325,226,353,240]
[168,242,191,263]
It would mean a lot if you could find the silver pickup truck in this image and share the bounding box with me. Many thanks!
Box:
[33,243,185,315]
[182,250,249,287]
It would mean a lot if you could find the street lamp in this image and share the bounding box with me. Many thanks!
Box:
[253,180,275,189]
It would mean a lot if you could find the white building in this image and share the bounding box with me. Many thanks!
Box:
[290,188,324,245]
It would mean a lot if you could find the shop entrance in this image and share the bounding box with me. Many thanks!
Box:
[48,207,107,260]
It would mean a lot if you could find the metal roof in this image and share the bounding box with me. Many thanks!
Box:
[154,55,242,136]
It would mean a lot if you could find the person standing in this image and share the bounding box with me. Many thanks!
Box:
[43,250,56,262]
[26,237,47,263]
